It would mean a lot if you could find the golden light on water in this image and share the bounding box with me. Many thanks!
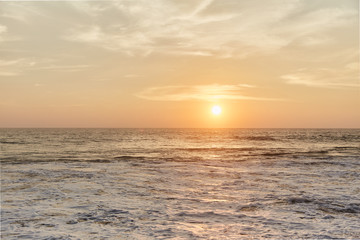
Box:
[212,105,222,115]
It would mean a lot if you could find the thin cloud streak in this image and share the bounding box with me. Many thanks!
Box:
[34,64,91,72]
[282,64,360,88]
[0,58,35,67]
[0,57,90,76]
[0,58,35,77]
[283,76,360,88]
[0,71,19,76]
[191,0,214,17]
[136,84,282,102]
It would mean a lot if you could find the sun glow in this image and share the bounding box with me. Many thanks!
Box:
[212,105,222,115]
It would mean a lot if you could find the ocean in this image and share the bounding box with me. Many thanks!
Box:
[1,128,359,239]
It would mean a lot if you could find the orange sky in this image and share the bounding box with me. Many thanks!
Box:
[0,0,359,128]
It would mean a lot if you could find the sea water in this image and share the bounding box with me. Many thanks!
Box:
[1,128,359,239]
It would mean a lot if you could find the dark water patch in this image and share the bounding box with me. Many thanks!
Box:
[276,149,352,160]
[114,156,146,161]
[288,197,314,204]
[75,208,134,227]
[311,234,340,239]
[0,157,21,164]
[237,203,263,212]
[55,157,80,162]
[37,223,56,228]
[304,150,329,155]
[0,159,49,165]
[87,159,111,163]
[285,159,349,168]
[282,196,360,215]
[318,203,360,214]
[162,156,204,163]
[0,140,28,145]
[107,209,129,215]
[261,152,291,157]
[288,150,332,158]
[273,196,315,206]
[66,220,77,225]
[11,218,44,227]
[43,236,72,240]
[304,160,347,167]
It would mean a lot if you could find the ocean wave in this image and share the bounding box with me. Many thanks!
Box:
[261,149,346,159]
[261,152,290,157]
[0,157,111,164]
[283,197,360,214]
[304,161,347,167]
[236,203,263,212]
[0,140,28,145]
[177,147,262,152]
[318,203,360,214]
[233,136,277,141]
[333,146,359,150]
[74,208,134,227]
[176,211,246,220]
[113,155,146,161]
[331,146,360,154]
[303,150,329,154]
[162,156,204,162]
[287,197,314,204]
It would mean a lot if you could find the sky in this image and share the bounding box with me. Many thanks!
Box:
[0,0,359,128]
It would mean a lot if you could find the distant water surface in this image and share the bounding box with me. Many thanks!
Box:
[1,128,360,239]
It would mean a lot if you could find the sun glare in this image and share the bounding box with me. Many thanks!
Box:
[212,105,222,115]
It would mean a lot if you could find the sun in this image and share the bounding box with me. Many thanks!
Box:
[212,105,222,115]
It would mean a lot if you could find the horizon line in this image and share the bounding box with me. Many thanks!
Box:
[1,127,359,129]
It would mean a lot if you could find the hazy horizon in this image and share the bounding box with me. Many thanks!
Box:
[13,126,360,129]
[0,0,359,128]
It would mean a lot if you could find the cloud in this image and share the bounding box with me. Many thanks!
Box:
[0,71,19,76]
[0,58,36,76]
[0,2,49,24]
[63,0,357,58]
[65,25,153,56]
[0,25,7,34]
[191,0,214,16]
[136,84,281,101]
[0,58,36,67]
[34,64,90,72]
[282,63,360,88]
[69,1,110,17]
[0,57,89,77]
[0,59,19,66]
[0,24,8,42]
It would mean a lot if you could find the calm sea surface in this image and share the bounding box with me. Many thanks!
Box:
[1,128,359,239]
